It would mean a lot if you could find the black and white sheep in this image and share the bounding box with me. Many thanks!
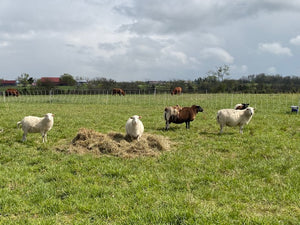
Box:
[234,103,249,110]
[17,113,54,142]
[125,115,144,141]
[164,105,203,130]
[217,107,254,134]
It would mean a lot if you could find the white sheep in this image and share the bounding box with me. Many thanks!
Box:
[17,113,54,142]
[125,115,144,141]
[217,107,255,134]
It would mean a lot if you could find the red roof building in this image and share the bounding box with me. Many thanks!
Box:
[1,80,17,86]
[40,77,61,85]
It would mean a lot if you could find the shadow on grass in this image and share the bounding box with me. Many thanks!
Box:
[156,127,182,132]
[199,131,235,136]
[285,111,299,115]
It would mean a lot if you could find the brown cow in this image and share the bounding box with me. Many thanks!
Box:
[171,87,182,95]
[112,88,125,96]
[5,88,19,97]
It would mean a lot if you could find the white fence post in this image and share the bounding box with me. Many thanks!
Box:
[3,91,5,103]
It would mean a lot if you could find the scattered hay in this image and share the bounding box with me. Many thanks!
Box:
[56,128,172,158]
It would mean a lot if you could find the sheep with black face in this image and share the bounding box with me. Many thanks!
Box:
[164,105,203,130]
[234,103,249,110]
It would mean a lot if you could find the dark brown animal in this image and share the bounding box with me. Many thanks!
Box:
[5,88,19,97]
[171,87,182,95]
[112,88,125,96]
[164,105,203,129]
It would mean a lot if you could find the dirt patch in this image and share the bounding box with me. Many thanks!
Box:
[56,128,172,158]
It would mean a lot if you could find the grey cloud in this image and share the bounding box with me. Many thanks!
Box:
[1,0,300,81]
[115,0,300,35]
[0,0,107,35]
[91,36,202,81]
[290,35,300,45]
[98,42,124,51]
[258,42,293,56]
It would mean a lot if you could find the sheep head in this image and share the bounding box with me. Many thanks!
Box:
[130,115,141,125]
[191,105,204,113]
[45,113,54,120]
[235,103,249,110]
[245,107,255,116]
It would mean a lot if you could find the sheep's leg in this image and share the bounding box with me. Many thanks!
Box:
[239,126,243,134]
[219,125,223,134]
[22,132,27,142]
[165,121,170,130]
[42,132,47,143]
[186,121,190,129]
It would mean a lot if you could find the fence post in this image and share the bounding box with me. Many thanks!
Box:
[106,90,108,105]
[49,89,53,103]
[2,91,5,103]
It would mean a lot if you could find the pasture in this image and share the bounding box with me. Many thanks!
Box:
[0,93,299,224]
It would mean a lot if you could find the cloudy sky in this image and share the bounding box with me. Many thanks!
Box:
[1,0,300,81]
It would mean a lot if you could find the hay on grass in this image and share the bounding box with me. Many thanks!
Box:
[57,128,172,158]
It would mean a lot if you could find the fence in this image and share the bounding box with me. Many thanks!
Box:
[1,91,300,114]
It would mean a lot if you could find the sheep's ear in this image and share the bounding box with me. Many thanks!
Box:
[139,116,142,119]
[130,116,134,119]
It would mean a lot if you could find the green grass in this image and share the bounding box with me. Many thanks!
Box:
[0,94,299,224]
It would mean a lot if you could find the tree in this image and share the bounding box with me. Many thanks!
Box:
[36,78,55,91]
[18,73,34,87]
[87,77,116,90]
[28,77,35,85]
[207,65,230,81]
[60,73,76,86]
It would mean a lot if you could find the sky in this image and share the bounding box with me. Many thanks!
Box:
[1,0,300,82]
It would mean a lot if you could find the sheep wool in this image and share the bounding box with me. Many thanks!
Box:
[164,105,182,130]
[217,107,254,133]
[125,115,144,141]
[17,113,54,142]
[164,105,203,130]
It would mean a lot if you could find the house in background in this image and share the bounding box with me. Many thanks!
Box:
[40,77,64,86]
[76,79,87,86]
[1,80,17,86]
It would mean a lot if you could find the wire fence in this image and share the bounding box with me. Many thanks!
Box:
[1,91,299,114]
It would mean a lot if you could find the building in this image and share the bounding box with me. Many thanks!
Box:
[40,77,62,86]
[1,80,17,86]
[76,79,88,86]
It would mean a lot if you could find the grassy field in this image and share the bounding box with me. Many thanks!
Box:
[0,93,299,224]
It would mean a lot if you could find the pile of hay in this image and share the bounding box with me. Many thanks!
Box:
[56,128,171,158]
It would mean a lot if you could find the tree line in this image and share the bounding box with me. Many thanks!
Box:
[4,69,300,94]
